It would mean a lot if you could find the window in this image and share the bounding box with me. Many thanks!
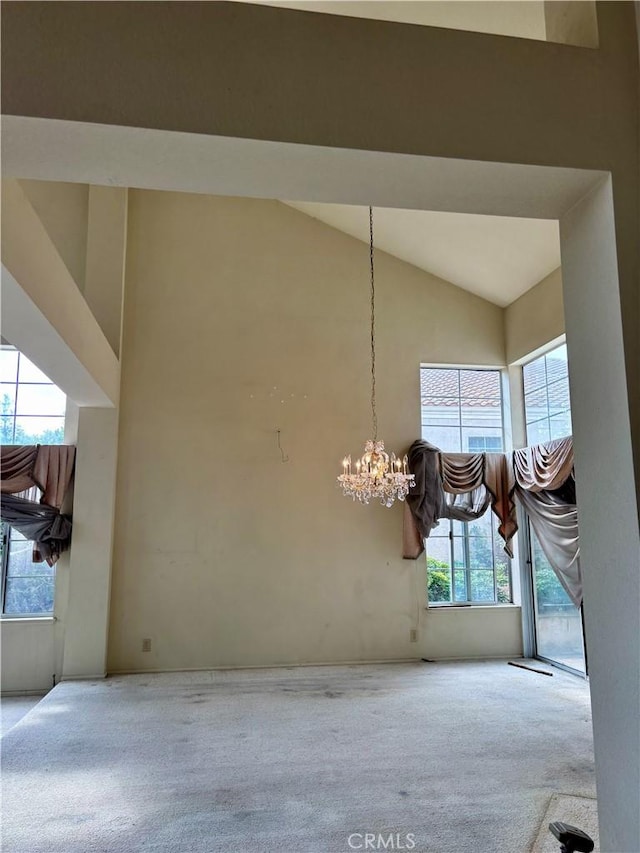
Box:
[1,526,56,616]
[420,367,504,452]
[1,346,66,444]
[523,343,571,445]
[467,436,503,453]
[420,367,512,605]
[0,345,66,616]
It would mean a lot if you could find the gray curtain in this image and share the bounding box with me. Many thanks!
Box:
[403,441,517,558]
[0,493,73,565]
[403,440,445,558]
[443,486,490,521]
[512,436,582,605]
[515,485,581,606]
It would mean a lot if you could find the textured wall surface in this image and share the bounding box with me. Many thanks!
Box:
[108,191,509,672]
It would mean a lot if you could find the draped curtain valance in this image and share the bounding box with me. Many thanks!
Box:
[512,436,581,605]
[440,452,517,556]
[403,440,517,560]
[0,445,76,565]
[512,436,574,493]
[403,435,583,605]
[1,445,39,494]
[1,444,75,508]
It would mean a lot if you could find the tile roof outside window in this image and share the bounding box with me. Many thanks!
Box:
[420,366,511,606]
[421,368,502,410]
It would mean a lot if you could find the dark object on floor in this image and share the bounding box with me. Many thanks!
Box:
[549,820,595,853]
[508,660,554,676]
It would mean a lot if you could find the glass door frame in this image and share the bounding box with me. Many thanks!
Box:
[522,517,588,678]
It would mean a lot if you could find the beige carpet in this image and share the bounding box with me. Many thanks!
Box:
[1,694,46,737]
[2,661,595,853]
[531,793,599,853]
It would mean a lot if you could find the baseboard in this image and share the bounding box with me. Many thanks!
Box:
[60,673,107,682]
[107,657,423,676]
[0,688,50,697]
[421,654,524,662]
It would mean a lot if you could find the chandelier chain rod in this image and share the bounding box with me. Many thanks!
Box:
[369,205,377,442]
[337,205,414,506]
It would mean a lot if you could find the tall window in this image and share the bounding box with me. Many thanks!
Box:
[0,345,66,616]
[523,343,584,672]
[523,343,571,445]
[420,367,511,605]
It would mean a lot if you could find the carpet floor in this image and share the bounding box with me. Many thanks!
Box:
[531,794,599,853]
[1,694,47,737]
[1,661,596,853]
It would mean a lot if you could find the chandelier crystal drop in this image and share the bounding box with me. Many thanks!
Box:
[337,207,415,507]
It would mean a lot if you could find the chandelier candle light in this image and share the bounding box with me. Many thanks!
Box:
[337,207,415,507]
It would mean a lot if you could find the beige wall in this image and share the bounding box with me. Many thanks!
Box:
[63,407,120,679]
[505,267,564,365]
[19,180,89,291]
[1,179,119,407]
[84,186,128,357]
[543,1,598,47]
[107,191,509,672]
[423,606,523,661]
[505,266,566,451]
[0,620,56,694]
[2,2,630,168]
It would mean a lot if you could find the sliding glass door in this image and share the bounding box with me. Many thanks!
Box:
[530,529,586,674]
[522,343,586,675]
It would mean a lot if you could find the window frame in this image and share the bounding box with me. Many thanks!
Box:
[1,522,57,619]
[522,343,572,445]
[1,346,66,446]
[0,524,8,616]
[1,345,65,618]
[420,365,513,607]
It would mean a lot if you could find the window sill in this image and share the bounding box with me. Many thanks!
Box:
[426,603,520,610]
[0,615,56,623]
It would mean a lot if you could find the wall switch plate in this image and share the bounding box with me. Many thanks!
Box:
[142,638,152,652]
[409,629,418,643]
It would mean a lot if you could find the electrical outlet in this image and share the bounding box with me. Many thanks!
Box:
[409,629,418,643]
[142,638,152,652]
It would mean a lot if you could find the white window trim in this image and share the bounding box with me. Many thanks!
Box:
[420,365,513,607]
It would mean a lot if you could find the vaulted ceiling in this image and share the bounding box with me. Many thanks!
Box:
[231,1,548,40]
[286,202,560,307]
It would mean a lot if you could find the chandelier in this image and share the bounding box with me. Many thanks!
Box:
[337,207,415,507]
